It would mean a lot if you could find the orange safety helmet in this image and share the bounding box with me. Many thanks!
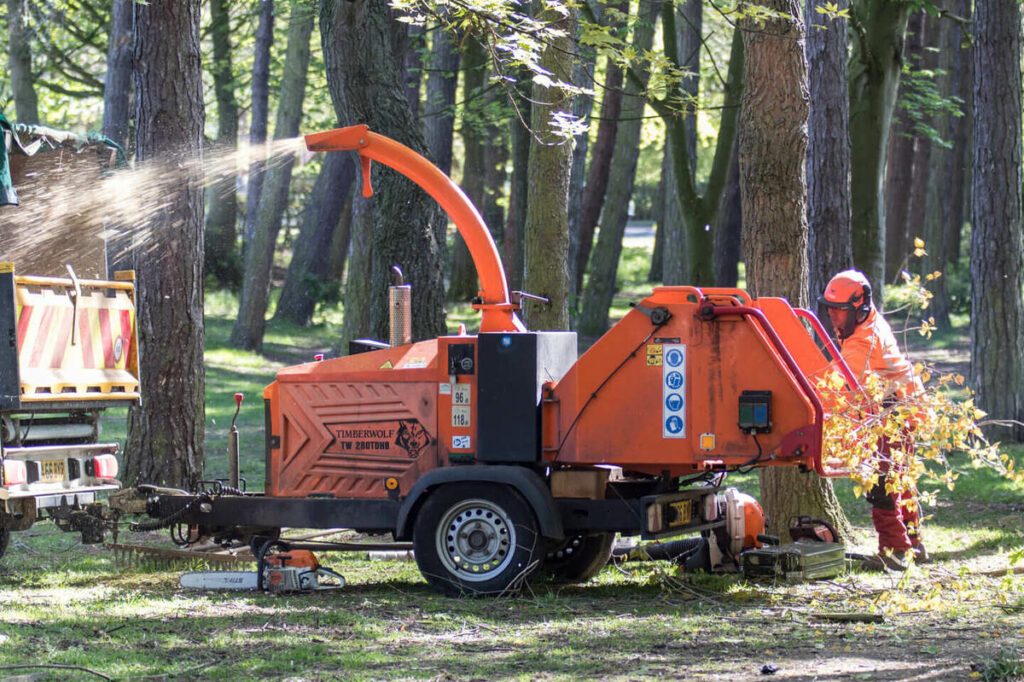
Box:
[819,269,872,338]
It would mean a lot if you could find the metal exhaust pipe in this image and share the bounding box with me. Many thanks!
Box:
[389,266,411,347]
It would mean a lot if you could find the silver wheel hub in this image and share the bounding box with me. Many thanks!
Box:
[437,498,516,582]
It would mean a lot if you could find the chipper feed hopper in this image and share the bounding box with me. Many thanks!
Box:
[143,125,854,596]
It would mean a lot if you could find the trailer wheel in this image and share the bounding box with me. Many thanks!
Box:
[413,483,541,597]
[542,533,614,583]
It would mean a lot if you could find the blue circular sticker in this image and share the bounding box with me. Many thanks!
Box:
[665,371,683,390]
[665,415,683,434]
[665,393,683,412]
[665,348,683,367]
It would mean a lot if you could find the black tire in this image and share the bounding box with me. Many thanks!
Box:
[413,483,542,597]
[542,532,614,583]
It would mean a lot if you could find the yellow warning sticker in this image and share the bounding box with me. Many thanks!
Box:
[646,344,663,367]
[379,360,394,369]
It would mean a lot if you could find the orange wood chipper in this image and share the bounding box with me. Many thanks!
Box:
[142,125,855,596]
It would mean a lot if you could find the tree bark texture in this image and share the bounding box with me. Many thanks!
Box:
[970,0,1024,443]
[403,24,424,115]
[804,0,853,305]
[848,0,910,298]
[648,156,667,282]
[423,24,459,175]
[244,0,275,247]
[7,0,39,124]
[205,0,242,289]
[574,62,624,295]
[321,0,447,343]
[231,4,314,352]
[739,0,852,538]
[124,0,205,489]
[904,13,939,274]
[449,37,489,303]
[275,152,356,325]
[102,0,133,148]
[578,1,658,339]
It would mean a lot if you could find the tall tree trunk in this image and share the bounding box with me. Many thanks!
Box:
[567,0,604,307]
[230,3,314,352]
[578,1,658,339]
[805,0,853,306]
[403,24,424,115]
[523,3,577,331]
[739,0,852,539]
[205,0,242,289]
[883,10,923,282]
[970,0,1024,443]
[713,139,741,287]
[274,153,356,325]
[660,0,701,285]
[946,0,971,270]
[504,88,531,291]
[321,0,447,344]
[244,0,275,247]
[849,0,911,298]
[102,0,133,148]
[423,24,459,174]
[102,0,135,277]
[449,37,488,303]
[340,196,374,345]
[7,0,39,124]
[574,62,624,295]
[904,12,939,276]
[648,157,667,282]
[124,0,205,489]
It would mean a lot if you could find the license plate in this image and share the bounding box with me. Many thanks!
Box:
[668,500,693,527]
[39,459,66,483]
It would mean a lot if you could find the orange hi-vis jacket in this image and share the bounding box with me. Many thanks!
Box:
[839,308,923,399]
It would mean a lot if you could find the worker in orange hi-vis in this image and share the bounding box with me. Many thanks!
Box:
[819,269,928,570]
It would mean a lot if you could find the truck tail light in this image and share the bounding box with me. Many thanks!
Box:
[89,454,119,479]
[2,459,27,486]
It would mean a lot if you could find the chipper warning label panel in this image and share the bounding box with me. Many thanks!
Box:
[662,344,686,438]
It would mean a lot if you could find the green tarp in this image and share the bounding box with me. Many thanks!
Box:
[0,112,18,206]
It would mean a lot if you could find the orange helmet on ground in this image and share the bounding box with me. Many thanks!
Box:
[819,269,872,337]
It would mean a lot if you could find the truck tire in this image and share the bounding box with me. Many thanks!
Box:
[413,483,542,597]
[542,533,614,583]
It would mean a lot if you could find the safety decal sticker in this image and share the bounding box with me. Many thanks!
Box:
[662,344,686,438]
[452,406,471,428]
[452,435,471,449]
[453,383,471,405]
[403,357,427,369]
[378,360,394,370]
[439,382,452,395]
[646,344,663,367]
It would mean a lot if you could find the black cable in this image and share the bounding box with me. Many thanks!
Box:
[735,432,765,474]
[557,322,667,452]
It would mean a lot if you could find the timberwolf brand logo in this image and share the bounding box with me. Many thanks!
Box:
[395,420,430,459]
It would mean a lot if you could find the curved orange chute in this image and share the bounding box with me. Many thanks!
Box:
[305,125,525,333]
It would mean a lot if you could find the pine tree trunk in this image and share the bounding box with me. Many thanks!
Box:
[449,38,488,303]
[423,24,459,174]
[905,12,941,278]
[124,0,205,489]
[504,94,531,291]
[102,0,133,149]
[970,0,1024,443]
[321,0,447,344]
[205,0,242,289]
[574,63,624,295]
[403,24,424,115]
[244,0,274,248]
[848,0,911,297]
[7,0,39,124]
[713,139,741,287]
[275,153,356,325]
[578,1,657,339]
[805,0,853,305]
[230,4,314,352]
[740,0,852,538]
[523,3,577,331]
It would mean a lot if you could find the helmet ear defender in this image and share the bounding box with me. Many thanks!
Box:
[855,282,872,324]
